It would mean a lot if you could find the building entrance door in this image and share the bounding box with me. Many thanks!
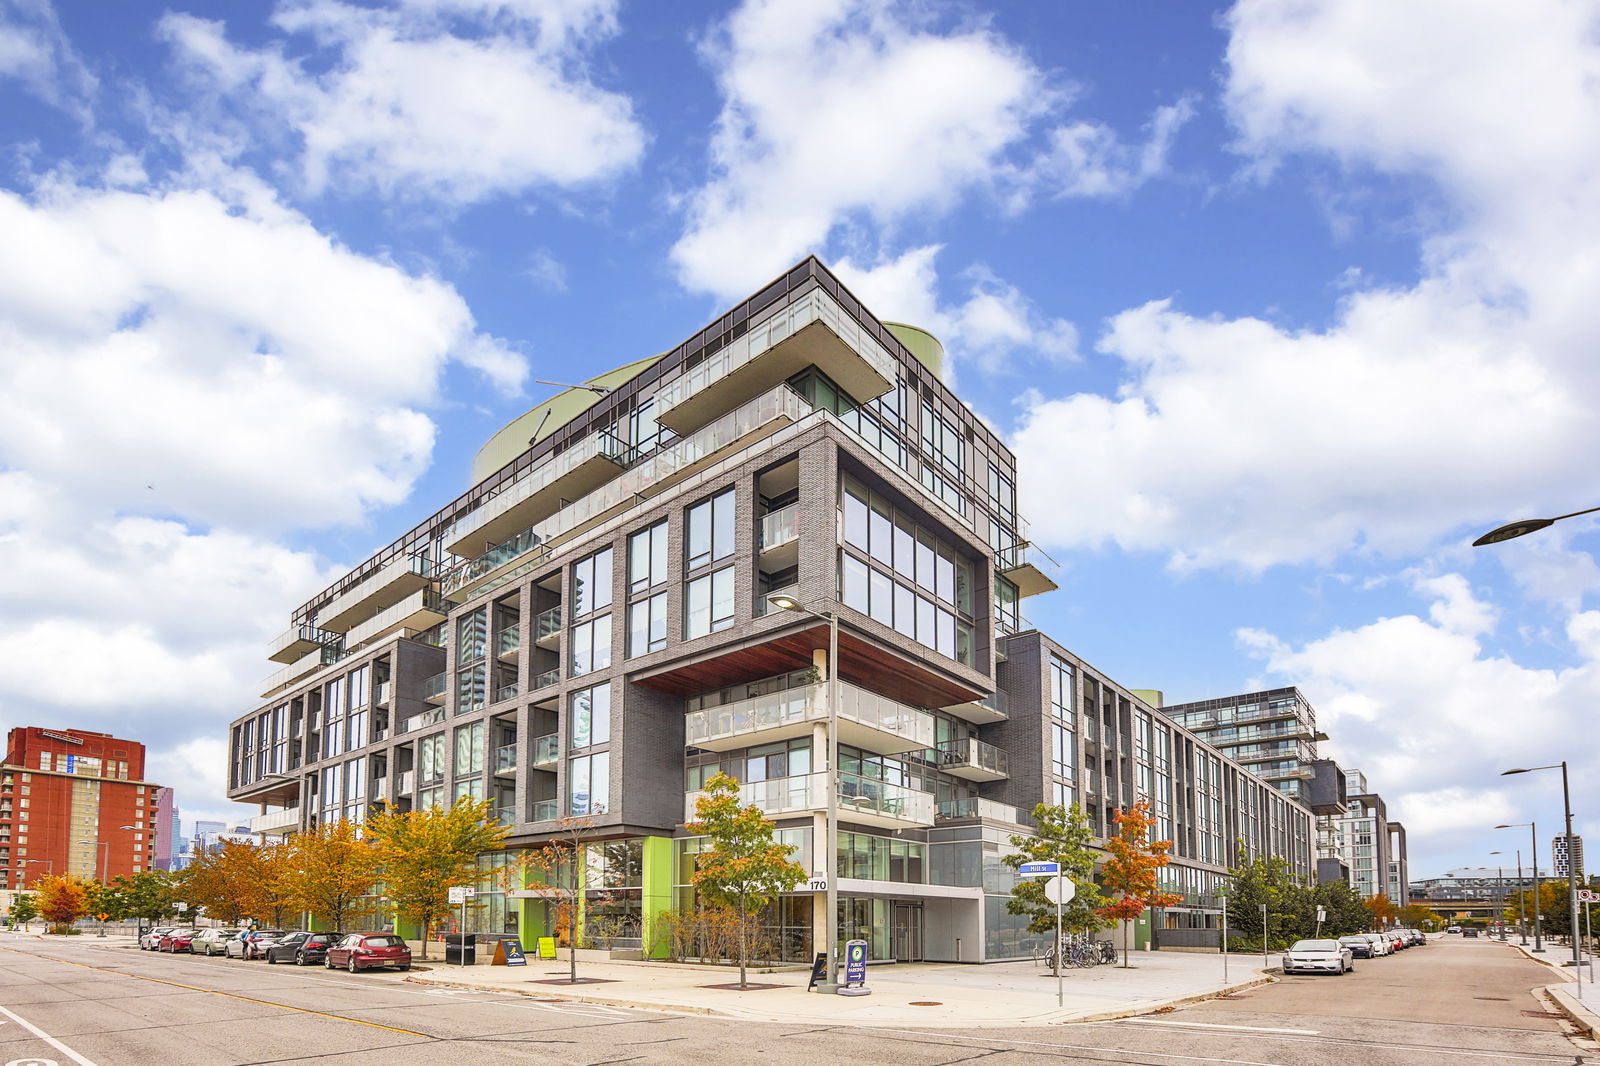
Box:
[892,903,923,962]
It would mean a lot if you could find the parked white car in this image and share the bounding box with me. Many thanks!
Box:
[1282,938,1355,975]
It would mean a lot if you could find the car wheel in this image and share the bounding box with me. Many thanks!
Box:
[325,958,335,969]
[266,953,276,964]
[348,958,359,973]
[295,953,307,966]
[397,964,410,972]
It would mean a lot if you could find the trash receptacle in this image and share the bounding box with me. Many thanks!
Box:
[444,933,477,965]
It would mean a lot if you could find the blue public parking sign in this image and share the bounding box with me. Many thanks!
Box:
[1018,861,1060,877]
[844,940,868,986]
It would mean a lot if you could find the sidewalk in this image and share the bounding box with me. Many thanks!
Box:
[1493,935,1599,1037]
[406,949,1273,1028]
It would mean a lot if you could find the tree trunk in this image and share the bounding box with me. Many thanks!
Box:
[419,918,430,960]
[738,896,748,989]
[1122,919,1131,967]
[569,896,578,984]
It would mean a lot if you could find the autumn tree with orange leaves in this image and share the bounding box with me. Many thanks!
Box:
[1096,798,1183,967]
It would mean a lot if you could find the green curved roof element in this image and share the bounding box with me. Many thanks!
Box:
[470,353,663,486]
[885,322,944,375]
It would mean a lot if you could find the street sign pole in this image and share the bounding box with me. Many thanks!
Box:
[1261,903,1269,971]
[1219,888,1228,984]
[1042,875,1076,1009]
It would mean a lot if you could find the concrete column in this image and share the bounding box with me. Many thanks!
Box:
[811,647,831,958]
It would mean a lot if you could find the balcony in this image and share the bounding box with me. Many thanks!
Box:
[497,625,520,660]
[440,386,809,602]
[343,589,454,650]
[535,606,562,648]
[996,544,1060,599]
[532,667,560,690]
[494,681,519,704]
[493,743,518,776]
[757,583,799,616]
[374,681,392,708]
[654,288,895,435]
[758,503,799,570]
[942,689,1008,725]
[683,682,935,755]
[442,431,635,557]
[319,553,435,633]
[260,645,335,699]
[490,804,514,826]
[936,797,1026,824]
[531,734,560,769]
[532,799,559,821]
[937,738,1011,782]
[247,807,300,834]
[683,771,934,830]
[397,770,415,795]
[267,624,337,664]
[399,707,445,734]
[421,672,447,706]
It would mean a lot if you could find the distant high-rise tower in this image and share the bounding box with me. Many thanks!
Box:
[1554,833,1585,880]
[152,787,180,871]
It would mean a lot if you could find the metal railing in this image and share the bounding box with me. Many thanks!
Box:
[759,503,799,551]
[494,681,519,703]
[536,605,562,641]
[442,430,635,550]
[420,672,447,701]
[532,799,559,821]
[532,734,560,768]
[533,668,560,690]
[938,737,1010,776]
[497,625,520,656]
[684,681,935,750]
[494,743,518,774]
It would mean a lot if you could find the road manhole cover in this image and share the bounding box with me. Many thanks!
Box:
[1521,1010,1566,1019]
[909,1001,942,1006]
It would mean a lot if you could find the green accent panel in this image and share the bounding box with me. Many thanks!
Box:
[885,322,944,375]
[470,353,664,486]
[1131,689,1165,709]
[1134,910,1152,950]
[641,836,675,959]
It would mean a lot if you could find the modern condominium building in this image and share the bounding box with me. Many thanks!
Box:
[1553,833,1584,880]
[0,728,161,888]
[226,257,1312,962]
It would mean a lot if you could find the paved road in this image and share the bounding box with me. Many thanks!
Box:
[0,934,1589,1065]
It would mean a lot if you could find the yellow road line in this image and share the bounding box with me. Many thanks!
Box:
[0,946,430,1039]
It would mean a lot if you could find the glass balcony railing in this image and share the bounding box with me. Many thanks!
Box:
[684,771,935,826]
[490,804,514,825]
[835,773,936,825]
[532,734,560,768]
[494,681,519,703]
[532,799,559,821]
[758,583,799,615]
[936,797,1024,823]
[536,605,562,641]
[440,385,811,602]
[497,625,520,657]
[420,672,447,702]
[533,667,560,690]
[443,430,636,551]
[759,503,799,551]
[684,681,935,752]
[494,743,518,774]
[652,288,897,416]
[938,737,1010,777]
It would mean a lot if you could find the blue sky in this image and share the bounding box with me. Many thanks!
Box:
[3,0,1598,879]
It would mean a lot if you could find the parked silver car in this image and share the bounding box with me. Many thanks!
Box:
[140,926,175,950]
[190,928,240,956]
[1282,938,1355,975]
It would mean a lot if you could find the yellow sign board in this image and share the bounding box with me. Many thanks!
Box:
[537,936,557,959]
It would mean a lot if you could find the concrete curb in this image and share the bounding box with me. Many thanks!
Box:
[403,966,1280,1029]
[1546,984,1599,1038]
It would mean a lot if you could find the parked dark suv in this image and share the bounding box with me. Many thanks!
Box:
[265,931,340,966]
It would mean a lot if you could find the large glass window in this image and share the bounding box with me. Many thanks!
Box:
[1049,655,1075,719]
[457,607,488,662]
[628,593,668,656]
[628,521,669,595]
[454,721,485,776]
[685,567,735,639]
[570,616,612,676]
[569,752,610,816]
[687,489,735,570]
[572,548,613,618]
[570,684,611,749]
[419,734,445,783]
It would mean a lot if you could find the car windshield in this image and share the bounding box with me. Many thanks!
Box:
[308,935,336,944]
[363,936,404,948]
[1338,936,1366,943]
[1289,940,1340,951]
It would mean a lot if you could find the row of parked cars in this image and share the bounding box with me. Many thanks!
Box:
[138,926,412,972]
[1281,927,1428,975]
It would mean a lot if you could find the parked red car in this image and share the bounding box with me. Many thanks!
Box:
[325,933,411,973]
[158,928,199,952]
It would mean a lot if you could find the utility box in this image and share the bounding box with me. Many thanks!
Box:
[444,933,477,965]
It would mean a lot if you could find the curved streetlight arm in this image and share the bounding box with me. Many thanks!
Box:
[1474,504,1600,546]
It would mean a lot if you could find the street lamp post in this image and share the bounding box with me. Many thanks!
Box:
[1493,850,1528,943]
[768,593,841,993]
[1504,763,1583,997]
[1497,822,1542,952]
[1472,505,1600,546]
[1490,855,1507,940]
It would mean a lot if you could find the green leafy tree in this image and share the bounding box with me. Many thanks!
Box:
[105,871,181,932]
[1399,902,1444,931]
[1002,803,1109,975]
[1095,799,1182,966]
[684,772,807,989]
[368,798,511,959]
[10,893,39,928]
[279,820,381,933]
[1220,844,1296,950]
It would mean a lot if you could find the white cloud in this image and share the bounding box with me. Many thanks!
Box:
[0,0,95,118]
[159,0,644,204]
[1239,574,1600,872]
[834,245,1078,380]
[673,0,1189,301]
[0,179,523,532]
[1013,0,1600,573]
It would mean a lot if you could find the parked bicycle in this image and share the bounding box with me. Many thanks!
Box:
[1043,934,1105,969]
